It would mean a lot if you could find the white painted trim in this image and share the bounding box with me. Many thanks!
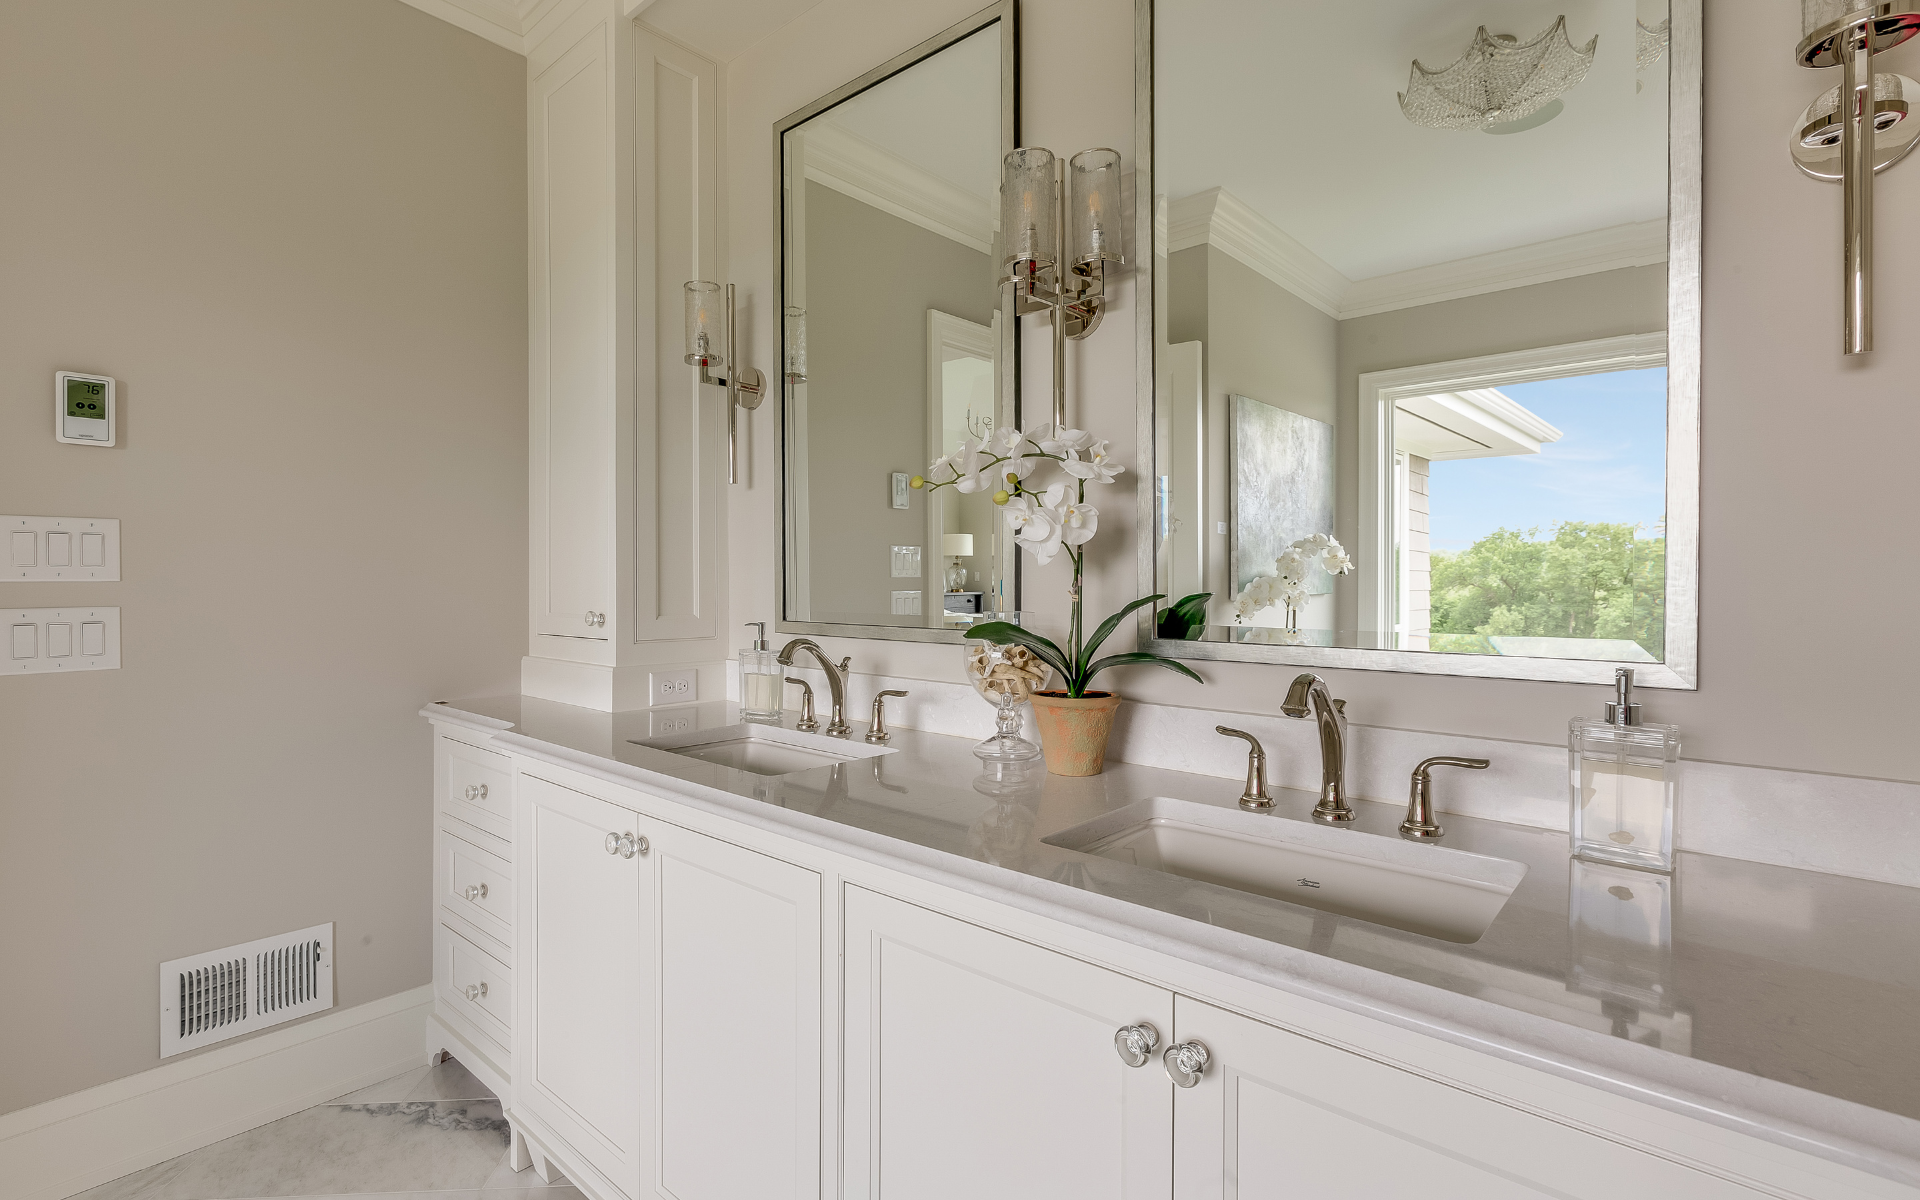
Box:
[925,309,999,607]
[394,0,562,54]
[1167,187,1668,319]
[0,985,432,1200]
[799,123,996,254]
[520,655,656,711]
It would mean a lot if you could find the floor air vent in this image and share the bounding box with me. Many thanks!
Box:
[160,923,334,1057]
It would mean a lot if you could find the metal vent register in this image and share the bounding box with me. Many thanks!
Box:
[159,923,334,1057]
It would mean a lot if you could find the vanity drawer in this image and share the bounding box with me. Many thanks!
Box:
[440,830,513,944]
[437,922,512,1037]
[442,738,512,841]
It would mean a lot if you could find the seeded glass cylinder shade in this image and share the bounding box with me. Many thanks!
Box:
[1000,147,1058,272]
[1068,149,1123,265]
[783,306,807,382]
[684,281,722,367]
[1804,0,1860,36]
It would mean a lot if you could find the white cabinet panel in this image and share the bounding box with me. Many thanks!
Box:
[516,773,648,1197]
[441,830,514,944]
[651,825,820,1200]
[1170,996,1766,1200]
[843,887,1173,1200]
[529,20,614,642]
[442,736,514,842]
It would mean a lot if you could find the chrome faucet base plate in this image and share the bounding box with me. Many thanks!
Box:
[1238,796,1276,811]
[1399,822,1444,841]
[1312,805,1358,824]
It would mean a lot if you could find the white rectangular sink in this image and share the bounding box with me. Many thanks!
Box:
[632,722,891,777]
[1045,797,1527,944]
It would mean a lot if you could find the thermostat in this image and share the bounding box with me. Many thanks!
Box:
[54,371,115,447]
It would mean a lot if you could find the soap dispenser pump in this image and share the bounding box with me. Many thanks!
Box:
[739,622,783,721]
[1569,667,1680,873]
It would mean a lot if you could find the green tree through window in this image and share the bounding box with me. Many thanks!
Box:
[1429,522,1664,658]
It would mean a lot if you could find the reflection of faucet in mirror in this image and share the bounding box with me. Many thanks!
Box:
[777,639,851,736]
[869,756,907,795]
[1280,673,1353,824]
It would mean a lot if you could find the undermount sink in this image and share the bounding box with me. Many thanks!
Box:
[632,722,892,777]
[1045,797,1527,944]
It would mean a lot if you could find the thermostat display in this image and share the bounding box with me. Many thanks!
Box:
[55,372,115,446]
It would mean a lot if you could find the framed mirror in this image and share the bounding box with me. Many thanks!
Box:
[777,2,1019,643]
[1135,0,1700,688]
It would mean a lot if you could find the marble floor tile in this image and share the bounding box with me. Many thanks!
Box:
[326,1066,430,1105]
[403,1056,494,1102]
[72,1100,541,1200]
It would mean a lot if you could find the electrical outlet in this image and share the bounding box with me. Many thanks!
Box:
[650,709,696,736]
[649,668,697,706]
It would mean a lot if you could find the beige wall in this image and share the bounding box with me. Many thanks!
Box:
[727,0,1920,785]
[0,1,527,1114]
[799,182,993,622]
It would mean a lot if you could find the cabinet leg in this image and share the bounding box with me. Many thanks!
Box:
[529,1145,556,1185]
[426,1048,448,1067]
[509,1124,533,1174]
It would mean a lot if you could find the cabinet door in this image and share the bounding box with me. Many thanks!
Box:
[1171,996,1766,1199]
[649,824,820,1200]
[529,21,613,640]
[516,774,649,1197]
[843,887,1174,1200]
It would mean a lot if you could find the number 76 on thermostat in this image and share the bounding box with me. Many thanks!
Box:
[54,371,115,447]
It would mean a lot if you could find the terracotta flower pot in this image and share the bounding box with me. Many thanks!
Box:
[1027,690,1122,776]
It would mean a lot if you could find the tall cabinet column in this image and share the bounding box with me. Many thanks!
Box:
[525,0,726,711]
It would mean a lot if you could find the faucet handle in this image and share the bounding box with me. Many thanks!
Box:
[866,690,908,744]
[1400,756,1489,841]
[836,655,852,676]
[785,677,818,732]
[1215,726,1273,810]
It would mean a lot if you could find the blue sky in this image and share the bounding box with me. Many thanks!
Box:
[1425,368,1668,553]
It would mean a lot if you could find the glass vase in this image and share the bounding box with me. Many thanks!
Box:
[964,638,1049,764]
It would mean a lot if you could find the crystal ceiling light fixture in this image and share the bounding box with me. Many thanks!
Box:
[1399,16,1597,134]
[1001,146,1125,430]
[1790,1,1920,355]
[684,281,767,484]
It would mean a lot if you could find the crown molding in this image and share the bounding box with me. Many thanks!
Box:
[394,0,569,54]
[1167,187,1668,321]
[799,122,996,255]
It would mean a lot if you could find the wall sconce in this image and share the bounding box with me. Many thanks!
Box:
[1790,2,1920,355]
[782,306,808,383]
[1000,146,1125,430]
[683,281,765,483]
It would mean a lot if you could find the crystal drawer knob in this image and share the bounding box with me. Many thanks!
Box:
[583,611,605,628]
[463,783,488,802]
[464,981,488,1001]
[463,883,488,902]
[1164,1040,1211,1088]
[605,832,622,856]
[1114,1023,1160,1068]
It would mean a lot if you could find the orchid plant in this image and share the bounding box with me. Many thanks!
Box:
[1233,534,1354,627]
[912,424,1202,698]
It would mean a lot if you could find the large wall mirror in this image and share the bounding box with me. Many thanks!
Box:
[1136,0,1701,687]
[778,2,1018,643]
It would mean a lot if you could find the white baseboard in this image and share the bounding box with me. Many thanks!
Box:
[0,984,433,1200]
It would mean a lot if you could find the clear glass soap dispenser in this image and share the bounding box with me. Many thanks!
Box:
[1569,667,1680,873]
[739,622,783,721]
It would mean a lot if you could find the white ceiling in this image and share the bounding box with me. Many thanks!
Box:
[1155,0,1669,281]
[802,24,1001,204]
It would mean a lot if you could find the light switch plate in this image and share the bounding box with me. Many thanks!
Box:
[5,607,119,674]
[890,545,922,578]
[891,472,910,510]
[4,516,120,581]
[891,590,923,616]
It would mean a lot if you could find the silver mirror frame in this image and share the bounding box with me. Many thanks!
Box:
[1132,0,1702,689]
[774,0,1019,645]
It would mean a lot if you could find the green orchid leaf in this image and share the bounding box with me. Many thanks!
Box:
[1084,651,1205,686]
[964,621,1072,687]
[1080,594,1166,668]
[1156,592,1213,640]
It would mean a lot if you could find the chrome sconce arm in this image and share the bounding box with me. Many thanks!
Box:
[684,281,766,483]
[999,147,1125,430]
[1791,4,1920,355]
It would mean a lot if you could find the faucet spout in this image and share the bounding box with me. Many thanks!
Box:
[777,639,852,736]
[1280,673,1355,824]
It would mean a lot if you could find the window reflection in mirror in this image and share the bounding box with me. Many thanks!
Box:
[780,20,1013,634]
[1151,0,1677,666]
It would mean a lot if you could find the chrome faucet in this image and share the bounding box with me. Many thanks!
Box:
[1215,727,1273,810]
[1281,673,1353,824]
[1400,756,1488,841]
[777,639,852,736]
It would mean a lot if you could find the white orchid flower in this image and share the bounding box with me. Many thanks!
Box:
[1039,426,1093,456]
[1002,451,1039,483]
[1322,551,1353,575]
[1005,492,1066,564]
[1061,502,1099,546]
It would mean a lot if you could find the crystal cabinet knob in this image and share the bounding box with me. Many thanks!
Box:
[463,783,488,801]
[463,883,488,901]
[605,832,622,856]
[583,610,606,628]
[1164,1040,1211,1088]
[1114,1023,1160,1067]
[464,981,488,1001]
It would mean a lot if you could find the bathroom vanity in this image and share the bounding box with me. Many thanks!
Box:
[422,695,1920,1200]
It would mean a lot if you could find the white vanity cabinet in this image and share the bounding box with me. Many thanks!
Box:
[428,731,516,1099]
[512,768,822,1200]
[842,887,1174,1199]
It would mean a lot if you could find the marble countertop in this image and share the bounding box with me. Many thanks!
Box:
[426,694,1920,1185]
